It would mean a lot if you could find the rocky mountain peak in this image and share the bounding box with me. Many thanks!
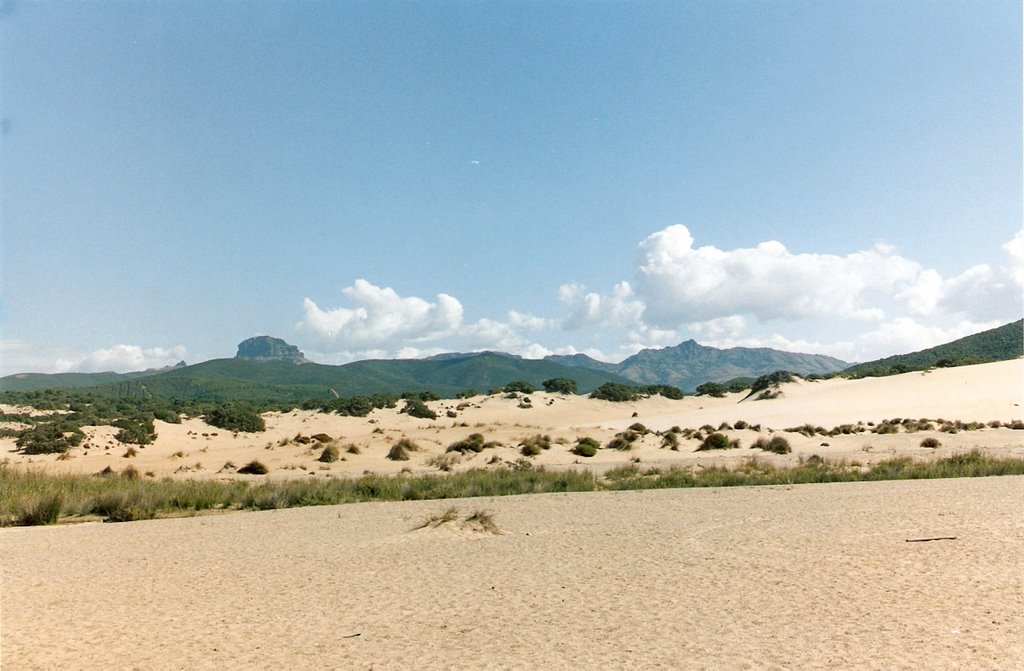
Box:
[235,336,309,364]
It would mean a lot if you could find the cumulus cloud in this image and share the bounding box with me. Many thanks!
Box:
[560,281,644,329]
[635,225,921,326]
[687,315,748,340]
[298,279,463,349]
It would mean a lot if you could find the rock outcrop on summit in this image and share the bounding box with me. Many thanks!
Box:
[234,336,309,364]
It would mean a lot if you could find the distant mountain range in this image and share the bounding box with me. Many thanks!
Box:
[547,340,847,390]
[2,321,1019,401]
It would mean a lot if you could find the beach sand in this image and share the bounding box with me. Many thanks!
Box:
[3,476,1022,669]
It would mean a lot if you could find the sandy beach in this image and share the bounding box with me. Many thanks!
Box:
[3,475,1022,669]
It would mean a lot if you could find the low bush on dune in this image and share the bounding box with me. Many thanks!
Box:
[205,405,266,433]
[920,437,941,448]
[400,399,437,420]
[388,438,420,461]
[751,436,791,454]
[447,433,487,454]
[697,432,738,451]
[15,423,85,455]
[518,434,552,457]
[237,460,269,475]
[572,437,600,457]
[318,444,340,463]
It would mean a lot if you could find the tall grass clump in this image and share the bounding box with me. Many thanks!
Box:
[17,492,64,526]
[388,438,420,461]
[318,444,340,463]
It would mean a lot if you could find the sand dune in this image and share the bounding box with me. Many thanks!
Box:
[2,360,1021,479]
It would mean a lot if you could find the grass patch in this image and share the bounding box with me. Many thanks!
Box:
[4,451,1023,526]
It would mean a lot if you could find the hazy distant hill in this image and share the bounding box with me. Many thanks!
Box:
[546,341,848,391]
[0,362,186,393]
[842,319,1023,377]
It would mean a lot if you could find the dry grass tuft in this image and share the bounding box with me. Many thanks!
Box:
[463,509,501,535]
[237,460,269,475]
[387,438,420,461]
[318,444,340,463]
[415,506,460,529]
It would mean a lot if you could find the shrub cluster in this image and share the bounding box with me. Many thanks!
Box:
[205,405,266,433]
[400,399,437,420]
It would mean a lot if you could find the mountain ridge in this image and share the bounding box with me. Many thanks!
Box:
[3,321,1018,398]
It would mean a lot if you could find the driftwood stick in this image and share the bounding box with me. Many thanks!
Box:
[905,536,957,543]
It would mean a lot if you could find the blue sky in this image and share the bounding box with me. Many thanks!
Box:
[1,0,1020,374]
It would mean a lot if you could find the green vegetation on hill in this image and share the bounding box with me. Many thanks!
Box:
[2,351,634,402]
[843,320,1023,378]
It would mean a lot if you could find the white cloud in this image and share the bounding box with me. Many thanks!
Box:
[561,281,644,329]
[687,315,748,340]
[635,225,921,326]
[71,344,187,373]
[298,279,463,349]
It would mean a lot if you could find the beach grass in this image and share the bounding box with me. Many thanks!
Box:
[3,450,1024,526]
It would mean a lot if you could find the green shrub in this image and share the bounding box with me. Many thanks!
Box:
[590,383,643,402]
[573,437,600,457]
[542,378,578,395]
[518,434,551,457]
[447,433,487,454]
[16,423,85,454]
[205,405,266,433]
[520,442,542,457]
[753,436,791,454]
[114,416,156,445]
[695,382,727,397]
[503,380,536,394]
[697,432,733,451]
[400,399,437,420]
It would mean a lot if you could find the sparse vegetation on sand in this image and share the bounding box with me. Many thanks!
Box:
[388,438,422,461]
[696,432,739,451]
[4,450,1023,526]
[752,436,792,454]
[317,444,340,463]
[414,507,501,534]
[572,437,600,457]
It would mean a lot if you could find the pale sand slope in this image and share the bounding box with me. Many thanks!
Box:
[3,475,1022,670]
[3,359,1021,479]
